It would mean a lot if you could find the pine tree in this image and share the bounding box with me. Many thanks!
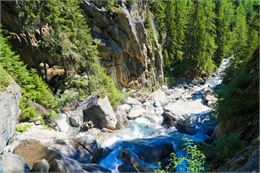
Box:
[231,0,248,64]
[214,0,235,66]
[184,0,216,76]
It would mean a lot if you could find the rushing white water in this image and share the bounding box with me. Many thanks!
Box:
[97,58,231,172]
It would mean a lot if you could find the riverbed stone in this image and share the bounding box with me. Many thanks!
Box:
[150,89,168,104]
[127,105,146,119]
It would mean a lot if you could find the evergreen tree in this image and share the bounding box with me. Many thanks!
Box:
[184,0,216,76]
[214,0,235,66]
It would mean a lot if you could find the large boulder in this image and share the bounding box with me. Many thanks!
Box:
[12,139,61,167]
[0,153,30,173]
[81,96,117,130]
[49,158,87,173]
[0,81,21,153]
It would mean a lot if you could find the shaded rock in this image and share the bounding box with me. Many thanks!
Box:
[119,148,158,172]
[31,159,49,173]
[82,96,117,130]
[150,89,168,104]
[0,153,30,173]
[81,163,111,172]
[127,105,146,119]
[49,158,86,173]
[0,81,21,153]
[120,138,173,163]
[235,149,259,172]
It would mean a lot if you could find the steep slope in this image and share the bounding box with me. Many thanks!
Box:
[81,0,164,87]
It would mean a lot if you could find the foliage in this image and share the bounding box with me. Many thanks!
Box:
[205,133,247,163]
[16,124,32,133]
[15,0,124,107]
[157,139,206,173]
[0,34,58,122]
[214,0,235,66]
[0,65,11,92]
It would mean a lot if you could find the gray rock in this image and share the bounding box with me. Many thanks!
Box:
[56,113,70,133]
[31,159,49,173]
[0,82,21,153]
[68,110,83,127]
[81,95,117,130]
[150,89,168,104]
[127,105,146,119]
[125,97,142,106]
[115,104,131,128]
[75,135,98,155]
[85,128,101,137]
[0,153,30,173]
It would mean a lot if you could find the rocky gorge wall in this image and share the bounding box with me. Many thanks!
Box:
[81,0,164,88]
[1,1,164,88]
[0,81,20,153]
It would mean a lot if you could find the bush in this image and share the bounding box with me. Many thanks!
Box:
[16,124,32,133]
[0,65,10,92]
[0,35,58,122]
[88,62,125,107]
[158,139,206,173]
[206,133,247,163]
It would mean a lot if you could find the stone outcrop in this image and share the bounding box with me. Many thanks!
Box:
[81,0,164,87]
[0,81,21,154]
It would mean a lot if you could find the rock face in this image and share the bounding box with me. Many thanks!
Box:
[0,81,21,153]
[81,0,164,87]
[81,96,117,130]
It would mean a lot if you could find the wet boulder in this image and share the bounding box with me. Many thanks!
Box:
[81,95,117,130]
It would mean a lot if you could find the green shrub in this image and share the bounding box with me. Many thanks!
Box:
[16,124,32,133]
[0,65,10,92]
[0,35,58,122]
[206,133,247,163]
[157,139,206,173]
[88,62,125,107]
[216,70,255,122]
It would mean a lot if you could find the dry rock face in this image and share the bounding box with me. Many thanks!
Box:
[0,82,21,153]
[81,0,164,87]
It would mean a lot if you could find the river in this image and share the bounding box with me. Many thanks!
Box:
[96,58,230,172]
